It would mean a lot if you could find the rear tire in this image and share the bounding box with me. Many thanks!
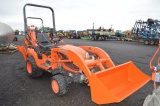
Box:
[144,40,149,45]
[67,36,70,39]
[26,56,43,78]
[91,36,95,41]
[155,41,159,45]
[103,36,106,41]
[51,74,68,96]
[149,40,155,45]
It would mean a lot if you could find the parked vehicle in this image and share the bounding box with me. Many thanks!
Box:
[132,19,160,45]
[88,24,115,41]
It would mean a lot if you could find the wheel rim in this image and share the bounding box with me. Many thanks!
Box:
[27,62,32,74]
[52,80,59,93]
[145,41,149,45]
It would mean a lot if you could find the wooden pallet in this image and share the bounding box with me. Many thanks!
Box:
[0,49,18,54]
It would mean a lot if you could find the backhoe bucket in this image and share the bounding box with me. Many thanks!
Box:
[89,61,151,104]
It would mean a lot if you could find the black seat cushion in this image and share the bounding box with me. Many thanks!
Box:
[37,33,55,51]
[36,33,67,53]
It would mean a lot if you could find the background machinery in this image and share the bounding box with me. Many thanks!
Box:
[56,30,66,38]
[77,30,89,39]
[114,30,133,41]
[132,19,160,45]
[66,30,79,39]
[115,30,126,41]
[88,24,115,41]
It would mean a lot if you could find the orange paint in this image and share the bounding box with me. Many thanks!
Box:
[52,80,59,93]
[26,61,32,74]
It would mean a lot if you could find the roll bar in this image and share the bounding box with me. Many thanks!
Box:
[27,17,44,32]
[23,3,56,36]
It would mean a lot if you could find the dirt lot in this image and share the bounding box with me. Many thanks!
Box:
[0,36,159,106]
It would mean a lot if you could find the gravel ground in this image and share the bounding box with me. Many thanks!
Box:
[0,36,159,106]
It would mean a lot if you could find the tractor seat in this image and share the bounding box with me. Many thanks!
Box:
[37,33,56,51]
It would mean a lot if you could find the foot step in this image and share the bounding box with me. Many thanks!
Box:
[42,62,50,67]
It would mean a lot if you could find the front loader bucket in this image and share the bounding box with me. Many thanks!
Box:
[89,61,151,104]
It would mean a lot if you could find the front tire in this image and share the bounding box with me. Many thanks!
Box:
[26,56,43,78]
[51,74,68,96]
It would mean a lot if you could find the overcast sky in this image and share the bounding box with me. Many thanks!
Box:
[0,0,160,31]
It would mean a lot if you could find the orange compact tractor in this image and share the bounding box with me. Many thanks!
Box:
[17,3,151,104]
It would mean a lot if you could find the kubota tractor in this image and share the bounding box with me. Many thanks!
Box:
[17,3,151,104]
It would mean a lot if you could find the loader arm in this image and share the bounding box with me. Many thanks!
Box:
[79,46,115,68]
[51,45,151,104]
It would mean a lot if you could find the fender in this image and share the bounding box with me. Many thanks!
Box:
[51,47,91,78]
[58,45,87,59]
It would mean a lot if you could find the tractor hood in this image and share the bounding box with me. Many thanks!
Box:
[58,45,88,59]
